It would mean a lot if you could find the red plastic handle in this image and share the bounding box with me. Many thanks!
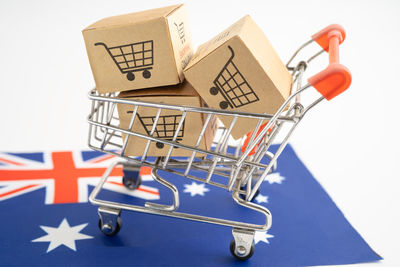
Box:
[241,122,272,156]
[308,24,352,100]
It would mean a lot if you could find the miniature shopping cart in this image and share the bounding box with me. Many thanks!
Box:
[174,22,186,44]
[95,40,154,81]
[209,45,259,109]
[87,25,351,260]
[136,113,186,149]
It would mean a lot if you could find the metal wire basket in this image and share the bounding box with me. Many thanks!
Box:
[87,24,351,260]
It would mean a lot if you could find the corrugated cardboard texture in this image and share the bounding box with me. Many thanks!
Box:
[83,4,193,94]
[184,15,292,139]
[117,82,217,156]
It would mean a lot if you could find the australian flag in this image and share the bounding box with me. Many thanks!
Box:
[0,145,381,266]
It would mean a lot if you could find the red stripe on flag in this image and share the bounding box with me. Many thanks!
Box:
[0,184,39,198]
[137,186,159,196]
[0,157,25,166]
[107,181,159,196]
[107,181,124,187]
[90,154,115,164]
[140,167,152,176]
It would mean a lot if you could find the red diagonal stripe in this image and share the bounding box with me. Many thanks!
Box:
[137,186,159,196]
[0,184,39,198]
[0,157,25,166]
[90,154,115,164]
[107,181,159,196]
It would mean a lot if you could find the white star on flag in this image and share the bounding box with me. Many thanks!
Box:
[254,231,274,245]
[32,218,93,252]
[255,193,268,204]
[264,172,285,184]
[183,182,209,197]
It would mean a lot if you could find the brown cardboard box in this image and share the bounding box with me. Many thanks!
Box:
[83,4,193,94]
[184,15,292,139]
[117,82,217,156]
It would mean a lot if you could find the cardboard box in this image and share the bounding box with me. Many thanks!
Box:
[117,82,217,157]
[184,15,292,139]
[83,4,193,94]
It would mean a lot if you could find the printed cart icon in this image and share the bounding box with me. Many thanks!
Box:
[95,40,154,81]
[209,45,259,109]
[137,113,185,149]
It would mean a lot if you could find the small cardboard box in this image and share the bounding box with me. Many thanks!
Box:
[117,82,217,157]
[184,15,292,139]
[83,4,193,94]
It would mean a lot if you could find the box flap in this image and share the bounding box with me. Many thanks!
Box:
[84,4,182,31]
[118,81,199,98]
[184,15,248,70]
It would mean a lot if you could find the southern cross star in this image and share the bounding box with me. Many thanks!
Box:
[183,182,210,197]
[255,193,268,204]
[254,231,274,245]
[32,218,93,253]
[264,172,285,184]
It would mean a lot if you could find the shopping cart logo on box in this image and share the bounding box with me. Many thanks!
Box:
[209,45,259,109]
[174,22,185,44]
[130,112,186,149]
[95,40,154,81]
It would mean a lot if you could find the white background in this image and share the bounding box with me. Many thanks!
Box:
[0,0,399,266]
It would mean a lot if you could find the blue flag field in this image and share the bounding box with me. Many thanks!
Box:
[0,145,381,266]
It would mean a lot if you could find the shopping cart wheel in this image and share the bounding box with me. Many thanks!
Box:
[122,166,141,190]
[156,142,164,149]
[97,207,122,237]
[127,72,135,81]
[98,217,121,236]
[230,239,254,261]
[209,87,219,95]
[219,101,229,109]
[122,175,141,190]
[142,69,151,79]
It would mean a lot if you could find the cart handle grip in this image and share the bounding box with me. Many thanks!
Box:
[308,24,352,100]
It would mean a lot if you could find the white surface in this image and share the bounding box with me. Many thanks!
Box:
[1,0,399,265]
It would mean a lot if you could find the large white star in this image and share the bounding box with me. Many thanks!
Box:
[264,172,285,184]
[32,218,93,253]
[254,231,274,245]
[255,193,268,204]
[183,182,209,197]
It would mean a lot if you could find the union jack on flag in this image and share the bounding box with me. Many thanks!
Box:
[0,151,159,204]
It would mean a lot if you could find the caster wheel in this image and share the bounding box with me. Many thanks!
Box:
[156,142,164,149]
[126,72,135,81]
[142,69,151,79]
[219,101,229,109]
[230,239,254,261]
[122,175,141,190]
[209,87,219,95]
[98,216,122,236]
